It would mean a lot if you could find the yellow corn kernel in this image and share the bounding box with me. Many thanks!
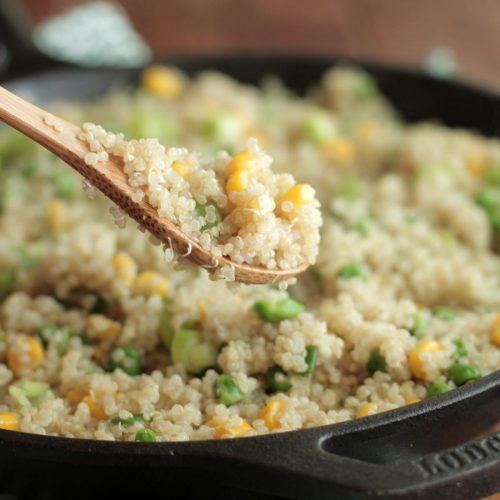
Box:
[405,397,422,405]
[112,252,138,286]
[0,412,20,431]
[278,184,315,218]
[172,161,190,179]
[141,65,184,99]
[227,151,257,176]
[467,152,486,177]
[322,137,355,164]
[226,170,250,195]
[82,394,107,420]
[46,200,71,233]
[408,340,443,380]
[356,403,376,418]
[260,399,287,430]
[356,120,377,141]
[133,271,169,298]
[86,314,121,342]
[66,388,87,406]
[7,337,44,377]
[214,420,253,439]
[491,313,500,347]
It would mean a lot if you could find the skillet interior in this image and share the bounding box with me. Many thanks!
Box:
[1,56,500,500]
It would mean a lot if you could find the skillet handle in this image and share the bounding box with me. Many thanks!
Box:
[192,374,500,499]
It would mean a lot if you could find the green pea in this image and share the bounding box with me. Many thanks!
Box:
[453,339,467,358]
[266,366,292,393]
[0,268,15,299]
[49,170,76,199]
[337,263,367,281]
[109,346,142,376]
[188,342,218,374]
[366,347,387,376]
[300,346,318,376]
[109,413,145,427]
[431,306,456,321]
[158,309,175,349]
[448,363,481,386]
[354,74,378,100]
[170,328,200,367]
[200,114,242,145]
[214,374,244,406]
[254,298,304,323]
[195,202,222,230]
[408,314,426,336]
[135,428,157,442]
[302,112,336,144]
[427,380,451,398]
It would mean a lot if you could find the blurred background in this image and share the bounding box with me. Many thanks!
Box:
[1,0,500,89]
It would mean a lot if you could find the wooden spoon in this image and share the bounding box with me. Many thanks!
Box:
[0,86,308,284]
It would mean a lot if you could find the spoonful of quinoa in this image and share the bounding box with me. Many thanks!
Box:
[0,86,321,284]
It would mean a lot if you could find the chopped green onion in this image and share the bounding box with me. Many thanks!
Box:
[20,380,50,399]
[195,203,222,230]
[335,177,361,199]
[135,428,157,442]
[427,380,451,398]
[453,339,467,358]
[265,366,291,393]
[254,298,304,323]
[0,268,15,299]
[354,74,378,100]
[300,346,318,376]
[337,263,367,281]
[128,110,178,143]
[302,112,336,144]
[87,292,109,314]
[352,218,372,237]
[109,346,142,376]
[214,374,244,406]
[37,324,74,355]
[408,313,426,336]
[484,166,500,186]
[171,328,200,366]
[200,114,242,144]
[21,161,37,178]
[448,363,481,386]
[9,386,30,407]
[366,347,387,375]
[431,306,456,321]
[476,189,500,233]
[49,170,76,199]
[158,309,175,349]
[187,342,218,374]
[109,413,145,427]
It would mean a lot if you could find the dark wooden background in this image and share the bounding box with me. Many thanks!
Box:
[19,0,500,90]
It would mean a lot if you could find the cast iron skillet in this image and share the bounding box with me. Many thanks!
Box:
[0,39,500,500]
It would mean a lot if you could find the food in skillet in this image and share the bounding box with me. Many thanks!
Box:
[0,65,498,441]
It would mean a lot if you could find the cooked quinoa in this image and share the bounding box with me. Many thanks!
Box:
[0,65,498,441]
